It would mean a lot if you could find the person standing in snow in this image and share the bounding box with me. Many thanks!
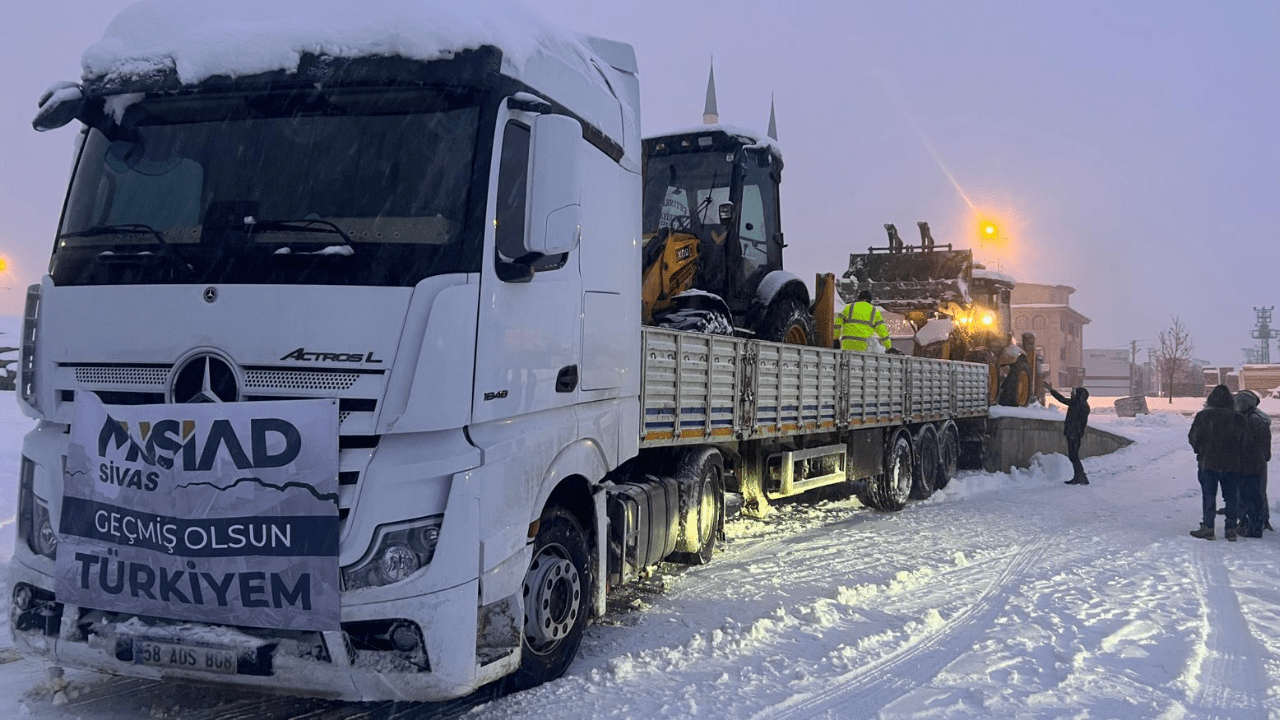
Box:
[835,290,892,353]
[1187,384,1246,541]
[1234,389,1271,538]
[1046,384,1090,484]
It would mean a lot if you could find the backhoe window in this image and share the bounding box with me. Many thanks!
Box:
[642,152,733,235]
[738,184,767,274]
[54,86,487,287]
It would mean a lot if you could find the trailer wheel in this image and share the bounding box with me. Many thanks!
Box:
[669,451,724,565]
[937,421,960,489]
[998,356,1032,407]
[910,425,940,500]
[860,428,913,511]
[759,296,814,345]
[508,506,591,691]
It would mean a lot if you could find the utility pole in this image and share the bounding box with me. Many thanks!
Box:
[1147,348,1157,396]
[1252,307,1277,365]
[1129,340,1138,396]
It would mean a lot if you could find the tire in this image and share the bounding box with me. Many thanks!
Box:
[758,296,814,345]
[910,425,940,500]
[655,308,734,336]
[508,506,591,691]
[998,355,1032,407]
[668,451,724,565]
[937,421,960,489]
[859,428,913,511]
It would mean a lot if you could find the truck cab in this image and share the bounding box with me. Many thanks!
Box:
[13,4,642,702]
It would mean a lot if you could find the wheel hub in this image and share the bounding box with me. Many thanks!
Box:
[523,549,581,649]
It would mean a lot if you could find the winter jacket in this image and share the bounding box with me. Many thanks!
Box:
[1048,386,1090,438]
[1236,390,1272,476]
[835,301,891,352]
[1188,384,1244,473]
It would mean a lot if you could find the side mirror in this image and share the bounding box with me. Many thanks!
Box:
[526,114,582,257]
[33,81,84,132]
[718,202,735,225]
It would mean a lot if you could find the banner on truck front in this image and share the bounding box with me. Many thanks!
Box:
[55,394,341,631]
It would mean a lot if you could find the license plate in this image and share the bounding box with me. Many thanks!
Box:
[132,638,238,674]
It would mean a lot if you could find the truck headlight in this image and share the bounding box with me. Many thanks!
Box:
[342,516,443,591]
[18,457,57,560]
[19,284,41,413]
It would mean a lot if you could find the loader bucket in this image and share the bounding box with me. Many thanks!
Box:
[839,249,974,314]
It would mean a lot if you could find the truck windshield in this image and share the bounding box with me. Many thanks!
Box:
[53,86,485,286]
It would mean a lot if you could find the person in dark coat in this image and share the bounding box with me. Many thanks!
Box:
[1046,384,1091,484]
[1234,389,1271,538]
[1188,384,1246,541]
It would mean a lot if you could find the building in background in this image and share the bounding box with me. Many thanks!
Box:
[1011,284,1090,389]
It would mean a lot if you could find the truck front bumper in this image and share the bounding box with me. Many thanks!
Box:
[9,555,520,702]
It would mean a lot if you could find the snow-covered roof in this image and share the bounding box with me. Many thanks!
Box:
[644,123,782,159]
[85,0,580,86]
[971,267,1017,286]
[76,0,639,163]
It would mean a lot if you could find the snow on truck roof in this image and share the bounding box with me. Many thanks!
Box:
[78,0,638,158]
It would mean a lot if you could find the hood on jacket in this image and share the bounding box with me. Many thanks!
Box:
[1072,387,1090,402]
[1206,384,1233,409]
[1236,389,1260,413]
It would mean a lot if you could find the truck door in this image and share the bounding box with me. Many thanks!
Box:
[472,114,583,423]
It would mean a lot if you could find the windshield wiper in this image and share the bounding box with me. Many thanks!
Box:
[57,223,197,278]
[246,218,357,254]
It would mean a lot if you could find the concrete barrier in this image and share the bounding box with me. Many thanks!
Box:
[981,416,1133,474]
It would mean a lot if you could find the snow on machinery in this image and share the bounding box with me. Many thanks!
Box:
[640,126,814,345]
[838,221,1036,406]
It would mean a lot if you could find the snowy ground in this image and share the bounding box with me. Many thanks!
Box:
[2,334,1278,718]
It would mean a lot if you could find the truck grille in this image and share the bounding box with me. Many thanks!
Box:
[57,362,385,529]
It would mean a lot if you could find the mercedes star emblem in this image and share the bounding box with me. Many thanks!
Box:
[170,354,239,403]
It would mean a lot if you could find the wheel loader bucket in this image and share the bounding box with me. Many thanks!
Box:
[838,248,974,314]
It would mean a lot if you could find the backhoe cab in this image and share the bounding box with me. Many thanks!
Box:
[641,128,812,344]
[839,221,1035,406]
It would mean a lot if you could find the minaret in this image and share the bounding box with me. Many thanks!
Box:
[702,58,718,125]
[767,93,778,140]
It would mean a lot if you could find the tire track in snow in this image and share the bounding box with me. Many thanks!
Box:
[748,533,1053,720]
[1181,548,1272,720]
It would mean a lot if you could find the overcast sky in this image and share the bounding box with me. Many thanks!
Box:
[2,0,1277,366]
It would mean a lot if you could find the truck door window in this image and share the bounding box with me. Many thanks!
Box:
[495,121,531,264]
[494,119,566,276]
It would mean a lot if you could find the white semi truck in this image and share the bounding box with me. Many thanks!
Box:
[9,1,989,702]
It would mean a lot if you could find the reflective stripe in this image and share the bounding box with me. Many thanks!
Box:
[835,302,890,345]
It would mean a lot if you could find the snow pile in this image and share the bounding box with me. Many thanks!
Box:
[81,0,593,87]
[4,313,1280,717]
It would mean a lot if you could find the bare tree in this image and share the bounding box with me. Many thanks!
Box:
[1156,316,1194,403]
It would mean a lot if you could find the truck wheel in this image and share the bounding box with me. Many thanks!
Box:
[910,425,940,500]
[998,356,1032,407]
[508,506,591,691]
[937,421,960,489]
[759,297,814,345]
[669,451,724,565]
[860,428,912,511]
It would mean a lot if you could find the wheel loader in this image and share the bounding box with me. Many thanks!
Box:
[838,221,1037,406]
[641,127,815,345]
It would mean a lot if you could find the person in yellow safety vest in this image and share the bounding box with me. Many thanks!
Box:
[835,290,892,352]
